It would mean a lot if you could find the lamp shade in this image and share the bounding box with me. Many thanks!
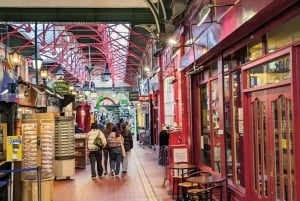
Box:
[102,62,111,81]
[8,51,21,68]
[197,5,211,26]
[40,67,48,80]
[32,51,43,70]
[55,64,64,80]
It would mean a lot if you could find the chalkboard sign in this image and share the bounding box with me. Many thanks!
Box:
[129,91,139,101]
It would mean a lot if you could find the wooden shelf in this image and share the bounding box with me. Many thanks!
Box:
[75,136,87,168]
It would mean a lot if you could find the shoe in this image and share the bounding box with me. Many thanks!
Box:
[122,171,127,173]
[92,177,96,180]
[111,170,115,176]
[103,171,107,175]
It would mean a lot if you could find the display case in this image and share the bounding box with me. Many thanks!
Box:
[74,134,87,168]
[21,118,55,180]
[54,116,75,178]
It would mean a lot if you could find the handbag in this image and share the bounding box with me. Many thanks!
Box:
[93,132,103,148]
[121,142,126,157]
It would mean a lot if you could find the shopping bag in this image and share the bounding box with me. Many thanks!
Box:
[94,134,103,148]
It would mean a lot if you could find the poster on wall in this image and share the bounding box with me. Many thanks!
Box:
[6,136,22,161]
[173,148,188,163]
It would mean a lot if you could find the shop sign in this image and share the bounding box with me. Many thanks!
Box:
[129,91,139,101]
[119,99,128,105]
[53,81,69,95]
[7,136,22,161]
[139,96,149,102]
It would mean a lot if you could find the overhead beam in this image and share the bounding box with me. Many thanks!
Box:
[0,8,155,24]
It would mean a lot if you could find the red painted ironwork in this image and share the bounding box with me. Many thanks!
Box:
[2,22,150,87]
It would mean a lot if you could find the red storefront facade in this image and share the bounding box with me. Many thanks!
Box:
[155,0,300,200]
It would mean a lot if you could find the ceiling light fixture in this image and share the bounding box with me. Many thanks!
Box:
[74,79,81,91]
[102,62,111,82]
[197,3,236,27]
[32,47,43,71]
[55,64,64,80]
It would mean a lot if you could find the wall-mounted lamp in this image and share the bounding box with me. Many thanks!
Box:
[197,3,236,27]
[168,38,178,45]
[8,51,21,69]
[101,62,111,82]
[40,66,48,85]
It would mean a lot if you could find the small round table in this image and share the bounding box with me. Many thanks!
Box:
[168,163,198,199]
[186,175,225,185]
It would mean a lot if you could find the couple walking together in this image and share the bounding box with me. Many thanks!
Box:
[87,122,133,179]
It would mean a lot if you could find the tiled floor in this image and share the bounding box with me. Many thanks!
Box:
[53,139,173,201]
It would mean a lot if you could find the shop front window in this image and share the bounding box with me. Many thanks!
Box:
[248,54,290,88]
[200,79,220,172]
[267,14,300,53]
[164,77,175,126]
[224,71,244,186]
[200,84,210,166]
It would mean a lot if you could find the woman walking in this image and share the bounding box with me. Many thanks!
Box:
[107,126,124,176]
[87,122,107,179]
[158,125,169,186]
[102,122,113,175]
[120,123,133,173]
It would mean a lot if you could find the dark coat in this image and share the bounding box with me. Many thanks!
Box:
[121,130,133,152]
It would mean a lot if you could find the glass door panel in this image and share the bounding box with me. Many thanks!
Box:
[251,99,268,197]
[249,86,294,201]
[272,96,294,201]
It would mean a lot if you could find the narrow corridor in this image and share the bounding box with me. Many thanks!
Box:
[53,140,173,201]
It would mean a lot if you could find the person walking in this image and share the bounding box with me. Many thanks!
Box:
[120,123,133,173]
[158,125,169,187]
[87,122,107,179]
[102,122,113,175]
[107,126,124,176]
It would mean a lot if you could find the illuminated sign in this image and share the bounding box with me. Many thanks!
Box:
[53,81,69,95]
[139,96,149,101]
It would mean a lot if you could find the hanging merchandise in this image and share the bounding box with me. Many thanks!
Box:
[0,71,18,103]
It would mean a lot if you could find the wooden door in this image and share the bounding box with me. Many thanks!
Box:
[248,86,295,201]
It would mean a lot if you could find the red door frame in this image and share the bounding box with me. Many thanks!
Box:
[242,46,300,201]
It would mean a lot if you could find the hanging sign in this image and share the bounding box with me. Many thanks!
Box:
[53,81,69,95]
[129,91,139,101]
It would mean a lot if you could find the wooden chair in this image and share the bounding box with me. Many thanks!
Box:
[177,169,207,200]
[171,162,191,199]
[187,177,225,201]
[185,171,212,200]
[196,185,223,201]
